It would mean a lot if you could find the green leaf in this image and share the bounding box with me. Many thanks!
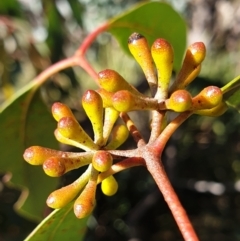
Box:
[0,83,58,221]
[221,75,240,110]
[68,0,84,27]
[24,202,87,241]
[108,2,187,71]
[0,0,23,17]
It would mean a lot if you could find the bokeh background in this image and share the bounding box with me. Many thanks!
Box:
[1,0,240,240]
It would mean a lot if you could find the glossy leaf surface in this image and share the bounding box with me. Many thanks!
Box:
[24,202,87,241]
[0,84,58,221]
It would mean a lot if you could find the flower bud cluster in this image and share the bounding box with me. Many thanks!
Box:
[126,32,227,116]
[23,94,126,218]
[23,32,228,219]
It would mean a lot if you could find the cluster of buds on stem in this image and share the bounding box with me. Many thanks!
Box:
[23,32,227,219]
[23,98,128,218]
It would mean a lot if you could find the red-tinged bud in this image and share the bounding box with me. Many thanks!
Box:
[57,117,98,151]
[23,146,64,165]
[165,90,193,112]
[47,184,80,209]
[96,88,114,108]
[112,90,158,112]
[192,86,223,110]
[92,151,113,172]
[194,101,228,117]
[74,166,98,219]
[151,38,174,98]
[74,187,96,219]
[47,165,91,209]
[170,42,206,93]
[82,90,104,145]
[188,42,206,65]
[128,33,157,95]
[54,129,93,151]
[43,154,92,177]
[51,102,76,122]
[98,69,143,96]
[105,124,129,150]
[102,107,119,145]
[43,157,65,177]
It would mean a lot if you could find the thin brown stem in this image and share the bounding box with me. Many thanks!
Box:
[120,112,146,147]
[107,149,139,158]
[152,112,192,155]
[142,147,199,241]
[149,110,165,143]
[97,157,145,183]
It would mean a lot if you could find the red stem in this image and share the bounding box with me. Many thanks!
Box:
[32,22,110,88]
[75,22,110,57]
[149,110,165,143]
[34,57,77,86]
[142,111,199,240]
[152,112,192,154]
[97,157,145,183]
[120,112,146,147]
[30,55,98,88]
[77,56,99,83]
[143,147,199,241]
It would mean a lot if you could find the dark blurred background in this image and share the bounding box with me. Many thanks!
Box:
[1,0,240,240]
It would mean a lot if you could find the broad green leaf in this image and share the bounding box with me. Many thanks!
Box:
[221,75,240,110]
[108,2,187,71]
[24,202,87,241]
[0,83,58,221]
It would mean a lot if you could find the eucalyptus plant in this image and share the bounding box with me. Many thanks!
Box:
[0,2,239,241]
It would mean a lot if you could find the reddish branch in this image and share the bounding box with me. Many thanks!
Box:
[142,146,199,241]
